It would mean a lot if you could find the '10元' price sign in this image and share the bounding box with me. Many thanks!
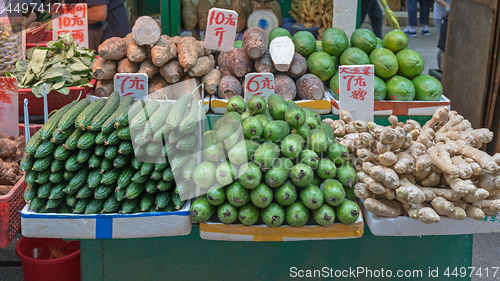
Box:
[204,8,238,52]
[114,73,149,100]
[244,73,275,101]
[52,3,89,48]
[339,65,375,122]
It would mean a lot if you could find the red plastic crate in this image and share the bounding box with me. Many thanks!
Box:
[18,79,96,115]
[0,124,42,248]
[26,24,49,43]
[26,31,52,49]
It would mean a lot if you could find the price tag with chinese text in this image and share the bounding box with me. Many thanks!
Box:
[244,73,275,101]
[204,8,238,52]
[52,3,89,48]
[114,73,148,100]
[0,77,19,137]
[339,65,374,122]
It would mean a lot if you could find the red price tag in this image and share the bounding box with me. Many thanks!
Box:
[204,8,238,52]
[244,73,275,101]
[339,65,374,122]
[52,4,88,48]
[114,73,149,100]
[0,77,18,137]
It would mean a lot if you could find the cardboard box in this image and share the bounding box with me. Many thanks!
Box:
[21,202,192,239]
[210,91,334,115]
[362,203,500,236]
[331,95,450,116]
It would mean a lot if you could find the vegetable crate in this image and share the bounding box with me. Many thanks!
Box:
[18,79,96,116]
[199,214,364,242]
[26,31,52,49]
[0,175,26,248]
[209,90,335,115]
[361,202,500,236]
[331,95,451,116]
[26,24,49,44]
[21,201,192,239]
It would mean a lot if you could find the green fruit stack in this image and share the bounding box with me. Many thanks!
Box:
[190,94,361,227]
[21,92,198,214]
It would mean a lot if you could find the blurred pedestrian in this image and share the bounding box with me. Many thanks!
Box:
[360,0,384,39]
[434,0,451,69]
[403,0,430,37]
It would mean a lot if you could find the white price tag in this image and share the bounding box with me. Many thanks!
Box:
[244,73,275,101]
[52,4,89,48]
[114,73,149,100]
[0,77,19,137]
[204,8,238,52]
[339,65,375,122]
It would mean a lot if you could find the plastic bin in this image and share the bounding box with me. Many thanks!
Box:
[18,79,96,115]
[0,175,26,248]
[26,24,48,43]
[26,31,52,49]
[16,236,81,281]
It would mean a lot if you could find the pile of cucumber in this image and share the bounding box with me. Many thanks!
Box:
[20,92,195,214]
[190,94,361,227]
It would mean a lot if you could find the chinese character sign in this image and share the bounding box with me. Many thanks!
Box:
[114,73,149,100]
[204,8,238,52]
[52,4,88,48]
[0,77,19,137]
[244,73,275,101]
[339,65,374,122]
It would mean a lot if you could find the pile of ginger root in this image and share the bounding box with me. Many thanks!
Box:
[0,131,25,195]
[323,107,500,224]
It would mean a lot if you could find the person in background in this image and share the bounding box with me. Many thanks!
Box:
[360,0,383,39]
[403,0,430,37]
[63,0,130,51]
[434,0,451,69]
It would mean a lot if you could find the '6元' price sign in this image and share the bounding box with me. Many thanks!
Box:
[52,3,88,48]
[244,73,275,101]
[204,8,238,52]
[114,73,149,100]
[339,65,374,122]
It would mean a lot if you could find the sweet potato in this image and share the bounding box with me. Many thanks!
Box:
[93,58,117,80]
[217,51,228,68]
[149,75,170,94]
[287,52,308,79]
[254,50,276,73]
[219,67,232,78]
[275,74,297,100]
[296,74,325,100]
[182,0,198,31]
[218,75,242,99]
[151,35,178,67]
[242,27,268,59]
[138,58,159,78]
[197,0,212,31]
[117,58,140,73]
[230,0,246,32]
[177,37,202,70]
[95,79,114,97]
[226,48,253,78]
[132,16,161,45]
[98,37,127,60]
[188,55,215,77]
[160,60,185,84]
[214,0,229,9]
[127,41,148,63]
[202,69,221,95]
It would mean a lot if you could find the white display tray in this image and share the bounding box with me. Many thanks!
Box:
[21,201,192,239]
[361,202,500,236]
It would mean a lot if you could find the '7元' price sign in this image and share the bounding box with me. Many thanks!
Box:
[339,65,375,122]
[204,8,238,52]
[244,73,275,101]
[52,3,88,48]
[0,77,18,137]
[114,73,149,100]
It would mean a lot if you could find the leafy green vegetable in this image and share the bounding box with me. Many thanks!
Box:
[7,33,96,97]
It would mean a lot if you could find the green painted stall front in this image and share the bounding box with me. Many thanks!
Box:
[79,114,473,281]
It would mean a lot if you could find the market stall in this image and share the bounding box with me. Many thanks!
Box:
[1,1,500,280]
